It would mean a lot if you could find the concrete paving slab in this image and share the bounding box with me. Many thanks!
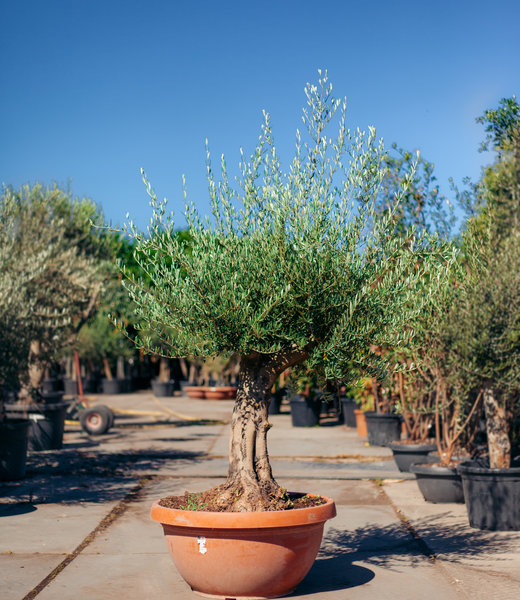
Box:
[0,553,64,600]
[33,477,462,600]
[0,497,129,554]
[383,479,520,598]
[210,414,392,459]
[151,454,412,480]
[0,495,131,600]
[35,553,190,600]
[5,391,518,600]
[0,475,138,505]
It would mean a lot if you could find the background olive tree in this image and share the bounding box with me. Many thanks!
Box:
[0,184,112,400]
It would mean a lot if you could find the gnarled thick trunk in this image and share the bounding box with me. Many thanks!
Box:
[212,347,312,512]
[483,385,511,469]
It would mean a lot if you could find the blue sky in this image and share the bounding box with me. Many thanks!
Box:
[1,0,519,231]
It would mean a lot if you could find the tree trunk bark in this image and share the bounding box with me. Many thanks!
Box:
[483,385,511,469]
[116,356,125,380]
[159,357,170,382]
[210,354,281,511]
[210,346,312,512]
[103,358,113,380]
[19,340,45,402]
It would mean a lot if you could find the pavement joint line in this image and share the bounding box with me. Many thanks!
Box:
[204,421,230,455]
[375,481,472,600]
[20,475,154,600]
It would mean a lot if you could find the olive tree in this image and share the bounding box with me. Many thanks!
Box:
[0,184,110,399]
[121,72,453,511]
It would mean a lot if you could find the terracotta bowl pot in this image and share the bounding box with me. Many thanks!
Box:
[151,495,336,599]
[185,386,207,399]
[204,387,230,400]
[354,409,367,437]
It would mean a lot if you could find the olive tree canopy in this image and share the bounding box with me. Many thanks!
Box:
[121,72,453,510]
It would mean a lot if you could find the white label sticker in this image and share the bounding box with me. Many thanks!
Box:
[197,536,207,555]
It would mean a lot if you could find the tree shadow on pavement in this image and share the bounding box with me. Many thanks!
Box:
[292,515,520,596]
[321,517,518,568]
[0,448,205,505]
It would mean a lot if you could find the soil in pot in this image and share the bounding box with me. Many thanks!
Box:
[388,440,437,472]
[289,395,322,427]
[0,419,30,480]
[151,491,336,599]
[364,412,402,447]
[410,462,465,503]
[458,458,520,531]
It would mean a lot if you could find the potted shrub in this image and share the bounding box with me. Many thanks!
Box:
[404,249,482,502]
[4,184,110,404]
[408,374,481,503]
[353,380,373,436]
[118,72,452,597]
[362,371,402,447]
[0,185,104,455]
[288,366,322,427]
[455,228,520,528]
[0,205,33,479]
[152,357,175,397]
[387,365,437,472]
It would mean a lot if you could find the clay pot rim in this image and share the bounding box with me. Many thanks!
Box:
[150,495,336,529]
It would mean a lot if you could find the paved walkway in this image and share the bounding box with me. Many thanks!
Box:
[1,391,520,599]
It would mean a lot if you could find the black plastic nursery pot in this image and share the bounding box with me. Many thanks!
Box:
[268,393,283,415]
[388,441,437,472]
[152,380,175,397]
[410,462,465,503]
[364,412,401,447]
[64,378,100,395]
[340,397,357,427]
[289,395,322,427]
[0,419,30,480]
[101,378,130,394]
[4,402,69,451]
[42,378,63,394]
[28,403,69,451]
[458,459,520,531]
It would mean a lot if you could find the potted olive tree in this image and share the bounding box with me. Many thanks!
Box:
[448,96,520,529]
[403,245,481,502]
[455,228,520,528]
[386,363,437,472]
[119,72,452,598]
[367,145,455,451]
[1,184,110,450]
[287,366,322,427]
[0,196,35,480]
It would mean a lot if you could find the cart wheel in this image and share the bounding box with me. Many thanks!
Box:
[80,405,113,435]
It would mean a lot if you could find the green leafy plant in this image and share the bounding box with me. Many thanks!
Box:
[179,493,209,511]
